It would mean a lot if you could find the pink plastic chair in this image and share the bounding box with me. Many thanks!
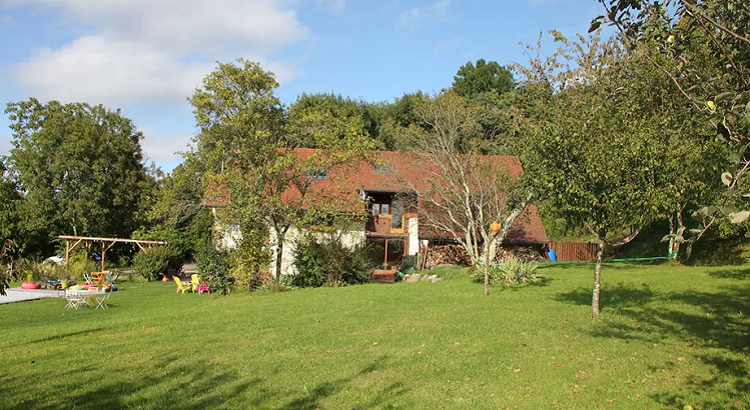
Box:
[196,284,211,294]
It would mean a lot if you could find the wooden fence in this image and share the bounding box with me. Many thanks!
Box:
[549,241,598,262]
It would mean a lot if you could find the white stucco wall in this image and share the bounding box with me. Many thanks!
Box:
[269,226,366,277]
[213,209,243,250]
[407,217,419,256]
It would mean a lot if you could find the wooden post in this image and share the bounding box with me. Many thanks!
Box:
[384,239,389,270]
[101,241,105,272]
[65,239,70,267]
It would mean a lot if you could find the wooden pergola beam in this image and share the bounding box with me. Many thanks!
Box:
[59,235,168,268]
[58,235,167,245]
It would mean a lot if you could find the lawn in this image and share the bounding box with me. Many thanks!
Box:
[1,263,748,410]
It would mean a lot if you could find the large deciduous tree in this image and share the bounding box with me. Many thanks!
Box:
[4,99,154,256]
[190,59,374,283]
[452,59,515,103]
[516,32,723,317]
[400,91,531,296]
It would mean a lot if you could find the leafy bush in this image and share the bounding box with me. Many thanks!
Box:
[401,255,418,272]
[66,256,97,281]
[196,245,233,295]
[0,266,9,296]
[293,234,375,288]
[134,246,180,281]
[230,238,271,291]
[255,275,295,293]
[471,257,545,286]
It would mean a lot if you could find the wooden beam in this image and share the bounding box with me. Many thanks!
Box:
[58,235,166,245]
[68,238,83,253]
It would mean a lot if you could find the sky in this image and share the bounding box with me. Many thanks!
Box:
[0,0,608,172]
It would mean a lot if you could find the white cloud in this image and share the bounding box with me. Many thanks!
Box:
[14,35,298,106]
[140,130,194,165]
[14,36,212,105]
[4,0,308,54]
[398,0,450,29]
[6,0,309,105]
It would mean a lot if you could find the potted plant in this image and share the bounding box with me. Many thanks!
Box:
[21,270,41,289]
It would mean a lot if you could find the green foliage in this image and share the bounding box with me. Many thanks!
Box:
[65,254,97,281]
[400,255,418,272]
[230,236,271,292]
[471,258,544,285]
[191,60,375,282]
[0,266,9,296]
[452,59,515,102]
[4,99,155,257]
[292,234,375,288]
[133,246,180,281]
[195,245,233,295]
[596,0,750,224]
[134,158,215,262]
[288,93,384,149]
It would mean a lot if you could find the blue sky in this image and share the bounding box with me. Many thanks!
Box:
[0,0,607,172]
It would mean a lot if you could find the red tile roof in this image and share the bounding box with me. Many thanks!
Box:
[204,149,549,243]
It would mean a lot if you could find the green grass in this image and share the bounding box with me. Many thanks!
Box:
[1,263,748,410]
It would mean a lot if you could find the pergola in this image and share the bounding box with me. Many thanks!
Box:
[59,235,168,271]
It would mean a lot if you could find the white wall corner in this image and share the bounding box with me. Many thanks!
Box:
[407,217,419,256]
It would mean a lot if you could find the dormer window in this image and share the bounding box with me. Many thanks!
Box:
[306,168,328,180]
[372,163,395,173]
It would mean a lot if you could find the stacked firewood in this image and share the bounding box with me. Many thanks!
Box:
[420,245,545,269]
[494,246,546,263]
[420,245,471,269]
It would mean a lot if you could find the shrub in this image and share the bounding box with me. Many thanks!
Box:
[196,245,233,295]
[66,255,97,280]
[134,246,180,281]
[471,257,545,286]
[0,266,9,295]
[293,234,375,288]
[231,238,271,292]
[401,255,418,272]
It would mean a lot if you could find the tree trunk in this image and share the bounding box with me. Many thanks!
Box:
[274,238,284,283]
[483,243,491,296]
[592,239,604,318]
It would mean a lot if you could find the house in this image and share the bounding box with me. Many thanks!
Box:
[205,149,549,278]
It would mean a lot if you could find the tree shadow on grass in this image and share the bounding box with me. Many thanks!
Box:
[553,282,656,309]
[279,356,405,410]
[504,276,554,291]
[708,268,750,280]
[3,356,264,410]
[22,327,106,347]
[2,354,404,410]
[556,283,750,409]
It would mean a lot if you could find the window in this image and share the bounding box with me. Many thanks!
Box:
[306,168,328,180]
[391,199,404,229]
[372,163,395,173]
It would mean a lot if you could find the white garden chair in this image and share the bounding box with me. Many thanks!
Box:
[94,293,110,309]
[64,290,85,310]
